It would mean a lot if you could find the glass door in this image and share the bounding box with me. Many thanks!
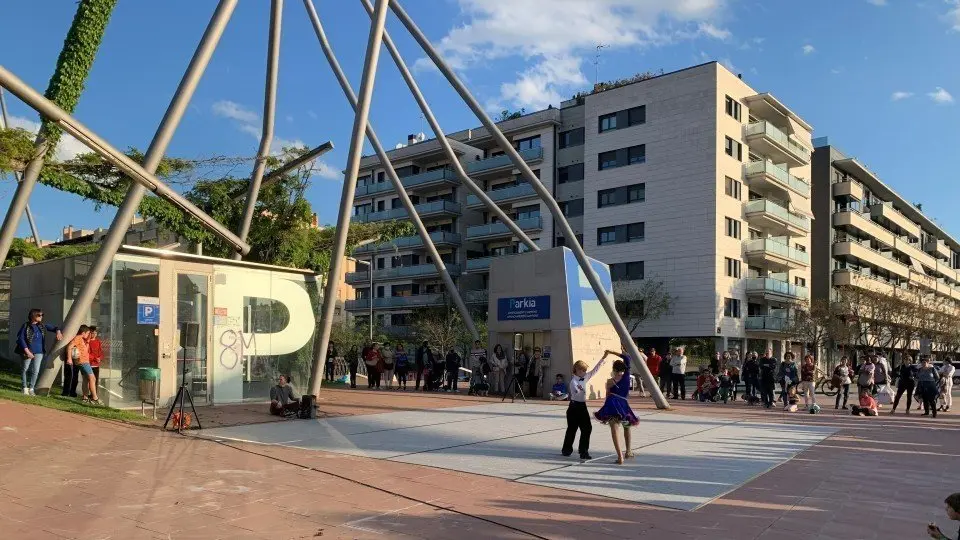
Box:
[175,272,211,405]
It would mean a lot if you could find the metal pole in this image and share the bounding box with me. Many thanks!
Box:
[390,0,669,409]
[35,0,239,394]
[306,0,390,398]
[230,141,333,201]
[0,88,43,248]
[369,257,374,341]
[355,0,537,251]
[303,0,479,341]
[234,0,282,260]
[0,65,250,254]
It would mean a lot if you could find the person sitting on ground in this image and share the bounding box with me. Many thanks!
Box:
[851,388,879,416]
[927,492,960,540]
[550,374,569,401]
[269,374,301,417]
[695,367,719,402]
[718,368,734,403]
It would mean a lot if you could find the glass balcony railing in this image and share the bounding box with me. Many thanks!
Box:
[345,294,446,310]
[745,315,791,332]
[465,147,543,174]
[744,121,811,161]
[466,217,543,239]
[465,290,489,304]
[744,238,810,265]
[353,168,459,197]
[466,257,493,271]
[743,161,811,197]
[744,199,811,231]
[466,183,537,207]
[352,200,460,223]
[353,231,461,254]
[346,263,461,283]
[745,277,808,299]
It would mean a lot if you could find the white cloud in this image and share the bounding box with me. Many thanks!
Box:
[4,115,87,162]
[866,0,886,5]
[211,100,259,124]
[311,161,341,181]
[418,0,729,109]
[802,44,815,54]
[719,57,738,74]
[891,91,914,101]
[928,87,954,104]
[946,0,960,31]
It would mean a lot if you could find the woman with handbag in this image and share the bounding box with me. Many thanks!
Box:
[833,356,852,409]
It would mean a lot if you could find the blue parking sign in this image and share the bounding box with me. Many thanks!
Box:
[137,296,160,325]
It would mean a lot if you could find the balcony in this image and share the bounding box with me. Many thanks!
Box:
[344,263,461,285]
[465,289,489,304]
[832,240,910,280]
[832,179,864,201]
[466,183,537,208]
[743,121,811,166]
[353,231,462,255]
[924,238,952,261]
[745,277,808,302]
[745,315,791,333]
[465,147,543,176]
[893,237,937,271]
[869,202,921,240]
[466,257,493,271]
[832,210,895,247]
[744,238,810,270]
[354,168,460,198]
[345,294,446,311]
[743,161,811,199]
[466,217,543,240]
[744,199,810,237]
[832,268,899,295]
[352,200,461,224]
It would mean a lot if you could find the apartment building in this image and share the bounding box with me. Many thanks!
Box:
[347,62,814,356]
[811,138,960,329]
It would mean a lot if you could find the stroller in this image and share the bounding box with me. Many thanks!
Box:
[468,357,491,396]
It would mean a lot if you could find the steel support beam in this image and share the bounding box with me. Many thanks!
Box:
[389,0,669,409]
[234,0,283,260]
[358,0,538,251]
[0,88,43,247]
[229,141,333,201]
[0,65,250,254]
[0,97,49,264]
[306,0,390,398]
[36,0,239,394]
[303,0,478,344]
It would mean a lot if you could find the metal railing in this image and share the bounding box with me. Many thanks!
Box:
[465,289,489,304]
[354,168,459,197]
[744,121,811,160]
[352,200,460,223]
[745,277,808,299]
[466,216,542,238]
[744,161,810,197]
[465,146,543,174]
[744,199,811,231]
[353,231,462,254]
[345,263,461,283]
[466,183,537,207]
[345,293,446,310]
[745,315,790,332]
[744,238,810,265]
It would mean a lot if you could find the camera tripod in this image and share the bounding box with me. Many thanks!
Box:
[163,324,202,433]
[502,371,527,403]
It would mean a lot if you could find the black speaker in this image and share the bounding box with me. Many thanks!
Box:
[181,322,200,348]
[299,395,317,419]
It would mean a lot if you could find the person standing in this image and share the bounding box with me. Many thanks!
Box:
[727,350,742,401]
[87,326,103,398]
[489,344,507,395]
[834,356,853,409]
[777,352,799,407]
[874,353,890,396]
[394,343,409,390]
[381,341,396,390]
[15,309,63,396]
[657,349,672,393]
[742,352,760,400]
[346,345,360,389]
[68,325,100,404]
[940,359,955,412]
[710,351,721,375]
[561,355,607,461]
[414,341,429,391]
[645,347,661,395]
[526,347,546,398]
[917,357,941,417]
[856,355,876,396]
[469,339,486,379]
[758,348,777,408]
[445,347,462,392]
[363,342,381,389]
[669,346,687,400]
[430,346,445,391]
[798,354,818,408]
[324,342,338,383]
[891,354,917,414]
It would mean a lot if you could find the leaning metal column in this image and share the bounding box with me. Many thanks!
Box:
[303,0,478,342]
[390,0,669,409]
[0,88,43,247]
[234,0,282,260]
[307,0,390,398]
[35,0,239,394]
[356,0,537,251]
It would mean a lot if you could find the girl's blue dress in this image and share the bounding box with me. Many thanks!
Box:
[594,363,639,426]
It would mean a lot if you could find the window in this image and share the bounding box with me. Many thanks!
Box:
[376,285,385,298]
[725,177,741,200]
[723,298,741,318]
[391,197,402,209]
[626,222,645,242]
[628,144,646,165]
[376,200,385,211]
[557,163,584,184]
[515,204,540,220]
[795,276,806,287]
[724,136,742,161]
[598,183,645,208]
[628,105,646,126]
[358,174,371,186]
[611,261,645,281]
[555,234,584,248]
[599,112,618,133]
[628,183,645,202]
[598,226,618,245]
[377,171,386,183]
[558,128,584,149]
[354,203,372,216]
[559,199,584,217]
[724,96,741,121]
[795,244,807,253]
[725,257,741,278]
[515,135,541,151]
[598,188,617,208]
[725,217,741,239]
[598,150,618,170]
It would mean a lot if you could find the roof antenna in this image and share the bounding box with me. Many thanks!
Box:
[594,44,608,87]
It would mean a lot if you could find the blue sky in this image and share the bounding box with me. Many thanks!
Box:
[2,0,959,241]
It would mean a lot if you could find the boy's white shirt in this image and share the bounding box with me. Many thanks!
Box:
[569,359,606,402]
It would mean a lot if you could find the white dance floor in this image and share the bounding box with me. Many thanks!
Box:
[198,402,836,510]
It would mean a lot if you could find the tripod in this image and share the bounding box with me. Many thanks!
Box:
[502,370,527,403]
[163,324,202,433]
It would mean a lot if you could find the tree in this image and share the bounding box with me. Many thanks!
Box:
[2,237,99,268]
[613,279,674,334]
[785,298,850,365]
[412,306,476,356]
[496,108,525,122]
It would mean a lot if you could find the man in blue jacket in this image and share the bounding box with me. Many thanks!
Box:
[16,308,63,395]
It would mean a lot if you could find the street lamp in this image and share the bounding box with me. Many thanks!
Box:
[349,236,379,342]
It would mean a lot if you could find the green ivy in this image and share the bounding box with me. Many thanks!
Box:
[3,238,100,268]
[37,0,118,157]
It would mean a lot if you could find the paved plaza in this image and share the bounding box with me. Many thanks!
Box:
[1,389,959,539]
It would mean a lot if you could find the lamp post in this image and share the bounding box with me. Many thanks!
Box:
[348,236,379,342]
